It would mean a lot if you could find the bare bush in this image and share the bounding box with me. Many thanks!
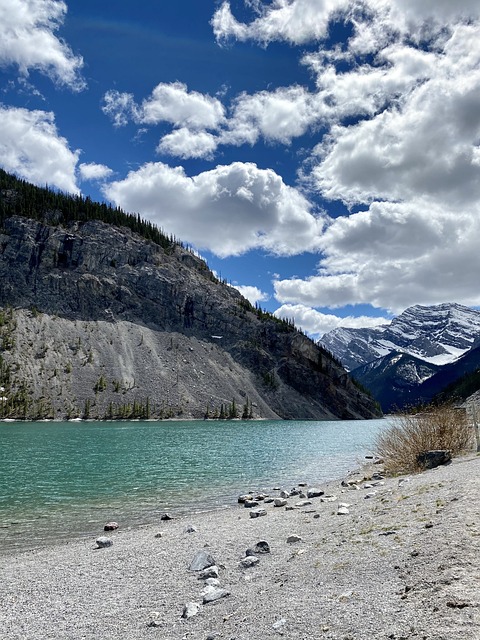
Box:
[376,404,475,474]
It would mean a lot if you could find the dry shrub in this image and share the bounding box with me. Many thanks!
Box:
[375,403,475,474]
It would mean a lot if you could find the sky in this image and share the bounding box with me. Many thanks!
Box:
[1,0,480,339]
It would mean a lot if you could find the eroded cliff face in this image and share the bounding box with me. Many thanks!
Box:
[0,216,381,420]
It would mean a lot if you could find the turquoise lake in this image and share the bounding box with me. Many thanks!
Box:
[0,418,388,553]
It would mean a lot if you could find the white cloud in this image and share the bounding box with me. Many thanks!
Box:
[233,285,269,306]
[274,197,480,313]
[102,91,136,128]
[223,86,321,147]
[0,105,79,193]
[103,161,323,257]
[79,162,113,181]
[0,0,84,89]
[212,0,347,45]
[102,83,225,132]
[141,82,225,130]
[274,304,389,337]
[157,128,218,159]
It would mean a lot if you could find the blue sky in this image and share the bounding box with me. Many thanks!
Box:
[2,1,480,338]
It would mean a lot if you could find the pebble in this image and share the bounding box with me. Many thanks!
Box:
[295,500,312,507]
[189,550,216,571]
[337,506,350,515]
[182,602,200,619]
[307,488,324,498]
[250,507,267,518]
[287,534,302,544]
[95,536,113,548]
[240,556,260,568]
[202,586,230,604]
[198,565,219,580]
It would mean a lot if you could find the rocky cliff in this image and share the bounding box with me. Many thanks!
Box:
[0,195,380,420]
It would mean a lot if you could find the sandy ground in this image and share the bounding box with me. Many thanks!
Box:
[0,454,479,640]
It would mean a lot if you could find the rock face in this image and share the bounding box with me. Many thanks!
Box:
[0,178,380,421]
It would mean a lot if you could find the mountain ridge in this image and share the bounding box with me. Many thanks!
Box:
[0,171,380,421]
[321,303,480,411]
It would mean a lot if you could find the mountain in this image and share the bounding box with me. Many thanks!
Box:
[321,303,480,412]
[0,170,380,421]
[321,303,480,372]
[351,352,440,412]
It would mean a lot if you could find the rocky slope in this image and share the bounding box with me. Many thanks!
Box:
[0,195,380,420]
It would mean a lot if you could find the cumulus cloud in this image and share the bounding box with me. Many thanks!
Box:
[233,285,269,306]
[0,0,84,89]
[102,83,225,131]
[79,162,113,181]
[209,1,480,313]
[212,0,347,45]
[157,128,218,159]
[0,105,79,193]
[274,304,389,337]
[103,161,323,258]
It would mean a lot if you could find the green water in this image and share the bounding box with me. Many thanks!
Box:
[0,419,387,552]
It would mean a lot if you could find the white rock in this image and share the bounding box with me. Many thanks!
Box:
[240,556,260,568]
[337,506,350,515]
[321,495,337,503]
[95,536,113,548]
[182,602,200,619]
[280,490,290,498]
[202,586,230,604]
[295,500,312,507]
[274,498,288,507]
[365,492,377,499]
[250,508,267,518]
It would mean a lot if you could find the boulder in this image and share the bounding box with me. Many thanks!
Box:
[274,498,288,507]
[250,508,267,518]
[244,500,259,508]
[417,450,452,469]
[160,513,173,520]
[103,521,118,531]
[280,490,290,498]
[189,550,216,572]
[238,494,253,503]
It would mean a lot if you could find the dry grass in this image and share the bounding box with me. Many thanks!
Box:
[376,404,475,474]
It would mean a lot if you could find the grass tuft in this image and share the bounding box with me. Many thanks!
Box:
[375,403,474,474]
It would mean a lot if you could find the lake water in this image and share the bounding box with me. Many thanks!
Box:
[0,418,388,553]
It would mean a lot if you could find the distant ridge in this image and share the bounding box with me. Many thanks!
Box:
[321,303,480,411]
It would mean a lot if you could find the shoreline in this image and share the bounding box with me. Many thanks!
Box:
[1,454,478,639]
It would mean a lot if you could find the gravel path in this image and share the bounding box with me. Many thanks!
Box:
[1,454,479,640]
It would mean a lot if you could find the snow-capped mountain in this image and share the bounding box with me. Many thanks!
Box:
[321,303,480,411]
[321,303,480,372]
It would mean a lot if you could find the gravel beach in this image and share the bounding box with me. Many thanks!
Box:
[1,454,479,640]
